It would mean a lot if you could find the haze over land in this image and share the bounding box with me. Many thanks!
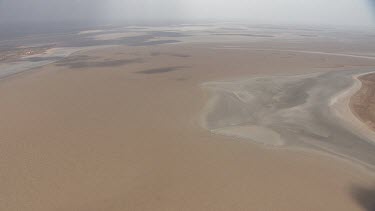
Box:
[0,0,374,26]
[1,1,375,211]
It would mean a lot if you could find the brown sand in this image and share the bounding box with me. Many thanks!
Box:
[1,43,375,211]
[351,73,375,131]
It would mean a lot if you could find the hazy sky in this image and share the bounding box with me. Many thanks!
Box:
[0,0,374,26]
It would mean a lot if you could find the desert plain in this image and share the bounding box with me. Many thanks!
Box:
[1,24,375,210]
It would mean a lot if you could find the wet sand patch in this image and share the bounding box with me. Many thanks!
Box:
[150,51,191,58]
[212,33,275,38]
[55,55,143,69]
[351,185,375,211]
[136,66,187,74]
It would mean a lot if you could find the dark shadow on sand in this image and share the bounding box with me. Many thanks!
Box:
[129,40,180,47]
[55,55,143,69]
[150,52,191,58]
[212,33,274,38]
[23,56,65,62]
[175,77,189,81]
[136,66,187,74]
[351,185,375,211]
[220,27,247,31]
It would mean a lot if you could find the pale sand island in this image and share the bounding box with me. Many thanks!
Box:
[1,24,375,210]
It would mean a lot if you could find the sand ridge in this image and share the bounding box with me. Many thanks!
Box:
[351,72,375,131]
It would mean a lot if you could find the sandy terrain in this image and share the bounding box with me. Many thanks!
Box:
[203,69,375,171]
[351,73,375,131]
[1,25,375,210]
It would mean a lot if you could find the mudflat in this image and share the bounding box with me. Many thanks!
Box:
[1,24,375,211]
[203,69,375,171]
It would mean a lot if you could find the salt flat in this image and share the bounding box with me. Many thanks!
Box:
[203,69,375,170]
